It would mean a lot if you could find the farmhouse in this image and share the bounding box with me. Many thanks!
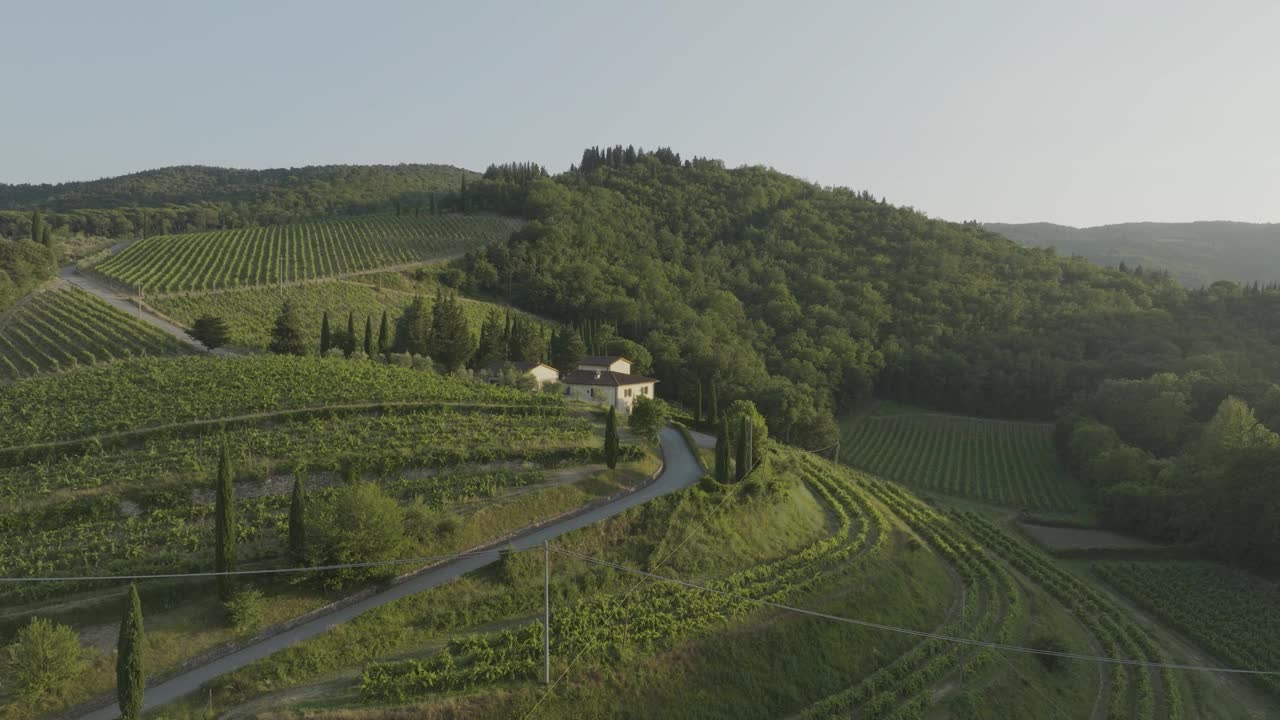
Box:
[481,361,560,388]
[561,356,657,413]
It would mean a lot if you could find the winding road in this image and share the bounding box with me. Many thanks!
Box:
[77,426,709,720]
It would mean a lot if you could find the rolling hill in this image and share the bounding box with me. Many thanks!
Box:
[986,220,1280,287]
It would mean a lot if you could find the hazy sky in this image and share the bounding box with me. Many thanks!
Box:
[4,0,1278,226]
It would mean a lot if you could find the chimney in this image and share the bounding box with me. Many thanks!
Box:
[595,370,601,379]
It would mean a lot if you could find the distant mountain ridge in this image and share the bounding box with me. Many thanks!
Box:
[987,220,1280,287]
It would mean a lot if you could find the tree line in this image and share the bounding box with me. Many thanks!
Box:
[0,209,59,312]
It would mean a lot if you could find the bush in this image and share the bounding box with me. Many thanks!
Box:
[1,617,85,703]
[628,396,670,442]
[323,347,346,359]
[541,381,563,396]
[306,482,407,589]
[498,544,541,587]
[389,352,413,367]
[412,354,435,371]
[1031,634,1069,673]
[224,588,266,633]
[349,350,369,361]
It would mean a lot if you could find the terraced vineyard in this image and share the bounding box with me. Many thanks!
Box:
[92,214,522,293]
[0,285,188,381]
[956,512,1181,720]
[1095,561,1280,696]
[151,280,523,351]
[839,412,1081,512]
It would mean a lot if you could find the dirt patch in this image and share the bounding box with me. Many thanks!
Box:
[1018,523,1157,550]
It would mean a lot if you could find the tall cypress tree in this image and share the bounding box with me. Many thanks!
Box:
[709,379,719,423]
[319,312,331,355]
[214,446,236,600]
[30,209,43,244]
[695,380,703,424]
[288,474,305,564]
[377,310,390,357]
[40,223,52,248]
[604,406,620,470]
[116,583,144,720]
[345,312,356,357]
[363,317,373,356]
[715,414,730,484]
[735,414,749,483]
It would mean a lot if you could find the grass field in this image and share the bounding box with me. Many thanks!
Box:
[150,279,528,351]
[0,285,188,381]
[838,408,1083,513]
[92,214,522,293]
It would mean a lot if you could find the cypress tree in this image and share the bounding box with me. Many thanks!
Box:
[40,223,52,248]
[288,474,305,564]
[345,312,356,357]
[604,406,620,470]
[377,310,390,356]
[214,446,236,600]
[363,317,373,356]
[734,414,749,483]
[715,414,730,484]
[709,379,719,422]
[695,380,703,424]
[30,209,42,244]
[269,300,307,355]
[116,583,144,720]
[319,312,331,355]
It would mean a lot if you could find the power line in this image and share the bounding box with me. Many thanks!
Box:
[522,446,766,718]
[551,546,1280,678]
[0,548,504,583]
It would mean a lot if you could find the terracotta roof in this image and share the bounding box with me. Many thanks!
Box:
[577,355,631,367]
[482,361,557,374]
[561,369,657,387]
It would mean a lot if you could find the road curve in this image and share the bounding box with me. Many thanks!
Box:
[78,426,708,720]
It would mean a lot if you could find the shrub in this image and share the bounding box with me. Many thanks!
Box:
[1,617,85,703]
[305,482,407,589]
[389,352,413,367]
[224,588,266,634]
[412,355,435,371]
[1031,634,1069,673]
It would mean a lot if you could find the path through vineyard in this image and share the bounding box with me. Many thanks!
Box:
[58,265,234,355]
[74,425,710,720]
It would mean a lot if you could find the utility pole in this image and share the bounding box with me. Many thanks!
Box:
[543,540,551,685]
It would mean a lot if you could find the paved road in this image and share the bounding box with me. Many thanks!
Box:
[78,426,708,720]
[57,266,232,355]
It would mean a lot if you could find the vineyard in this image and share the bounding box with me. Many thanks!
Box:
[1095,561,1280,696]
[0,286,188,381]
[92,214,523,293]
[0,354,555,447]
[839,411,1082,512]
[151,279,523,351]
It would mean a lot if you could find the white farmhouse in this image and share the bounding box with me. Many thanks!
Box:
[560,356,657,414]
[482,361,561,388]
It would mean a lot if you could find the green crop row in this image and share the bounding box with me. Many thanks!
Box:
[94,215,522,293]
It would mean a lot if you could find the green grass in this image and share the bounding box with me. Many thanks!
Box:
[0,285,189,381]
[92,214,522,293]
[149,279,529,352]
[1094,561,1280,698]
[838,408,1083,513]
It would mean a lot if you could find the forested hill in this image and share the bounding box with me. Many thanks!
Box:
[0,164,476,238]
[455,149,1280,444]
[987,220,1280,288]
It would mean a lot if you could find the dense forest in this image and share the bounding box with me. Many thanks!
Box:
[989,220,1280,288]
[451,146,1280,572]
[0,164,475,239]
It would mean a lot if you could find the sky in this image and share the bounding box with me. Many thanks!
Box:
[3,0,1278,227]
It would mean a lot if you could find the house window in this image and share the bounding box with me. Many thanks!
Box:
[564,386,571,396]
[641,385,649,396]
[625,388,632,398]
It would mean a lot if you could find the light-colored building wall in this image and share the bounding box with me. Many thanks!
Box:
[529,365,559,387]
[578,359,632,374]
[563,380,654,413]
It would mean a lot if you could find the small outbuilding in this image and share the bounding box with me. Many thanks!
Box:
[482,361,560,388]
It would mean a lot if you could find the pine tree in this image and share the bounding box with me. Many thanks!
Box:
[393,295,431,356]
[550,325,586,370]
[715,414,730,484]
[734,414,749,482]
[377,310,390,357]
[288,474,306,564]
[116,584,144,720]
[345,312,356,357]
[363,317,373,356]
[269,300,308,355]
[214,446,236,600]
[430,290,475,371]
[604,406,620,470]
[319,312,331,355]
[475,309,505,367]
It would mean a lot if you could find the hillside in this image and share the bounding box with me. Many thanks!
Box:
[0,164,479,240]
[986,220,1280,287]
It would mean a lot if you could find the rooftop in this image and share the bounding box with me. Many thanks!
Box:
[561,369,657,387]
